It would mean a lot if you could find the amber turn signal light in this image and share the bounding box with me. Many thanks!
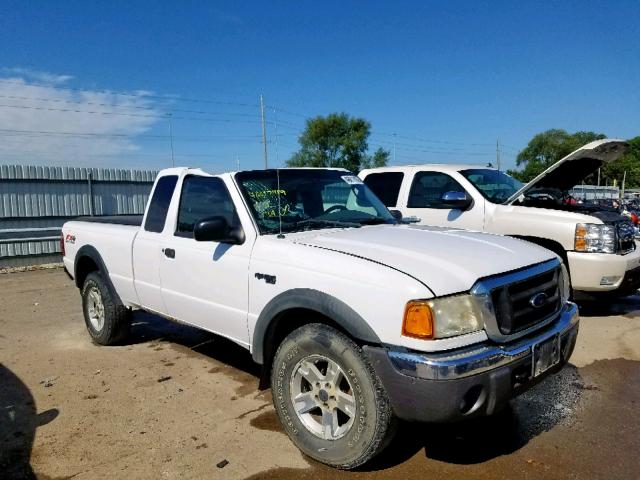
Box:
[402,301,434,339]
[574,224,587,251]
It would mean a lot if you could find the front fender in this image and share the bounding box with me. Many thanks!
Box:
[251,288,381,364]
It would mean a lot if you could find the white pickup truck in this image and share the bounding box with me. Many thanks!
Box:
[62,167,578,468]
[361,139,640,297]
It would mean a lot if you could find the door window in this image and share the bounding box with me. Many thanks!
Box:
[407,172,466,208]
[363,172,404,207]
[144,175,178,233]
[175,176,239,237]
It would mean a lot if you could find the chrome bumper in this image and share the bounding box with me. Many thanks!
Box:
[388,302,579,381]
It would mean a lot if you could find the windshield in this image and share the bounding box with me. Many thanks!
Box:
[460,168,523,204]
[235,169,395,234]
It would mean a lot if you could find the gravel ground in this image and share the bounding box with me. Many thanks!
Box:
[1,268,639,479]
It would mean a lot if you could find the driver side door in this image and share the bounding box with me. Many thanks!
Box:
[159,175,252,346]
[402,171,485,231]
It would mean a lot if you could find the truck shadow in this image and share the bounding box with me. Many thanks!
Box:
[577,293,640,317]
[127,311,587,469]
[128,310,261,378]
[0,364,59,479]
[363,363,584,469]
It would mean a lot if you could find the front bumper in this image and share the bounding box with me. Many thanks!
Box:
[364,302,579,423]
[568,248,640,293]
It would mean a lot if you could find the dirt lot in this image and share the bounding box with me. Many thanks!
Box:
[1,268,639,479]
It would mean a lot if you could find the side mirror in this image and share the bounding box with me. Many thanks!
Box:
[193,216,245,244]
[389,209,403,221]
[389,209,420,224]
[441,191,472,210]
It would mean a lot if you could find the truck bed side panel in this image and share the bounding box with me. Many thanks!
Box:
[62,220,139,306]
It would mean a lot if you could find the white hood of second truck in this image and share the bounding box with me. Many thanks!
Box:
[291,224,556,297]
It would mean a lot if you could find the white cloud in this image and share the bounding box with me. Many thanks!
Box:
[0,70,163,167]
[1,67,74,85]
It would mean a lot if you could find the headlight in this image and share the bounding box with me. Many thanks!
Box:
[558,263,571,304]
[575,223,616,253]
[402,294,491,340]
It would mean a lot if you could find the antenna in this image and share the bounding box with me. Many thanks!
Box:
[168,113,175,167]
[276,168,284,238]
[273,107,280,166]
[260,94,268,169]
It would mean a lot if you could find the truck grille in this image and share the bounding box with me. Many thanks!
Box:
[490,265,562,335]
[617,221,636,255]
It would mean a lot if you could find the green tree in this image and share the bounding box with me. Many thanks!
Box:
[287,113,389,172]
[602,136,640,188]
[507,129,606,182]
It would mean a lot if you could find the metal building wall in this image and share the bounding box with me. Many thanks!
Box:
[0,165,157,268]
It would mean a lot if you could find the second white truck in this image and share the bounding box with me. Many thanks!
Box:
[361,139,640,297]
[62,167,578,468]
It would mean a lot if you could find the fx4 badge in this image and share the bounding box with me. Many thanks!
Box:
[65,234,76,244]
[255,273,276,284]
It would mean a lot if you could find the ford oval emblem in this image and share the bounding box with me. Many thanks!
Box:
[529,292,548,308]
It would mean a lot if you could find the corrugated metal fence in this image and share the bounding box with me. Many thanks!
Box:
[0,165,157,268]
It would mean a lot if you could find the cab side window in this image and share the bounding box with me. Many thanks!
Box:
[363,172,404,207]
[144,175,178,233]
[175,176,239,238]
[407,171,466,208]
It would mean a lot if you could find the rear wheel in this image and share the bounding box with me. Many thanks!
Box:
[270,323,396,469]
[81,272,131,345]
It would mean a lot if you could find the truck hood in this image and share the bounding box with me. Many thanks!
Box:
[506,139,629,204]
[290,225,556,297]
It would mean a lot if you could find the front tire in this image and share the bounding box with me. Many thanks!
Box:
[270,323,396,469]
[81,272,131,345]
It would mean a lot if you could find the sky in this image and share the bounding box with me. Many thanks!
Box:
[0,0,638,173]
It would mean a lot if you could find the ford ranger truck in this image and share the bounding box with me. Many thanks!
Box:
[62,167,578,469]
[361,139,639,297]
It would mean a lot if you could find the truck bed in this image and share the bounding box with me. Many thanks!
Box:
[73,215,143,226]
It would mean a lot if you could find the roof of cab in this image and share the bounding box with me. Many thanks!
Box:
[156,166,350,178]
[360,164,494,175]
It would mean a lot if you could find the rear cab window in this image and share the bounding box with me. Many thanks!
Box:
[144,175,178,233]
[363,172,404,207]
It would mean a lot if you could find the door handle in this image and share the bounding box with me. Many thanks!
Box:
[163,248,176,259]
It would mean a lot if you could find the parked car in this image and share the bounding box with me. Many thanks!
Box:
[361,139,640,297]
[62,167,578,468]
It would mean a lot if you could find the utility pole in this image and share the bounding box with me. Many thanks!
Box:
[260,95,268,169]
[392,133,397,163]
[597,168,601,186]
[168,113,175,168]
[236,154,240,172]
[496,138,501,171]
[622,170,627,199]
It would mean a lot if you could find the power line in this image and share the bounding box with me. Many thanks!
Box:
[369,141,493,156]
[0,103,265,126]
[0,94,262,118]
[266,105,308,119]
[0,79,259,108]
[0,128,262,141]
[373,131,495,147]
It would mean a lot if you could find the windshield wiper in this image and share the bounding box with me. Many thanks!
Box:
[354,218,390,225]
[293,218,362,230]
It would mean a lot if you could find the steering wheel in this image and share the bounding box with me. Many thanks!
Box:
[324,205,348,214]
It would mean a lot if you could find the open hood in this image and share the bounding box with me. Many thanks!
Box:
[506,139,629,205]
